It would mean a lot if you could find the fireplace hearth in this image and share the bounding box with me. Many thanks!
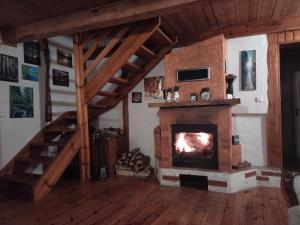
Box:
[172,124,218,170]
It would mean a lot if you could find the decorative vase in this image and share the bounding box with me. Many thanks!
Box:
[166,89,172,102]
[226,74,236,98]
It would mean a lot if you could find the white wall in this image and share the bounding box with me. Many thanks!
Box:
[227,35,268,114]
[48,36,76,119]
[128,61,165,165]
[227,35,268,166]
[0,36,76,169]
[0,44,41,168]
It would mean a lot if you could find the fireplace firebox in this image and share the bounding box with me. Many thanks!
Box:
[172,124,218,169]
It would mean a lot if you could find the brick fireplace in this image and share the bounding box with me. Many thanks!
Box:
[154,104,235,172]
[148,34,281,193]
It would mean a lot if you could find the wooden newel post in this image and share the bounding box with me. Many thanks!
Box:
[74,33,90,180]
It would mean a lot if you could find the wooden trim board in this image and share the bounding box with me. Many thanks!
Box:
[267,29,300,168]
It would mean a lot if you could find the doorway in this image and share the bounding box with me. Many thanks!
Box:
[280,43,300,172]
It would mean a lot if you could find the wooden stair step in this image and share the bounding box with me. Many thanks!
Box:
[97,91,120,97]
[16,156,54,165]
[136,45,156,60]
[63,115,77,120]
[109,77,129,85]
[0,173,40,186]
[31,142,63,147]
[88,104,112,109]
[123,62,144,73]
[148,28,174,46]
[44,128,77,133]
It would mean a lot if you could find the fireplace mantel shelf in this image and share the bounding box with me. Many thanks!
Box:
[148,98,240,108]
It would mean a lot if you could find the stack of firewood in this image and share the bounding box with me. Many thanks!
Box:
[115,148,152,177]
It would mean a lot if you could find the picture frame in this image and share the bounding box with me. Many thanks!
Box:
[52,69,69,87]
[57,49,72,68]
[10,85,34,118]
[144,76,164,99]
[23,41,41,66]
[0,53,18,82]
[22,64,39,82]
[241,50,256,91]
[132,92,142,103]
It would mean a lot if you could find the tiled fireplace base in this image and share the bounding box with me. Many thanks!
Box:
[155,159,281,193]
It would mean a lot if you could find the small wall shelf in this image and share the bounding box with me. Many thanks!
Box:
[148,98,240,108]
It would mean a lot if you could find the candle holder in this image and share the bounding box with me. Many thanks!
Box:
[226,74,236,99]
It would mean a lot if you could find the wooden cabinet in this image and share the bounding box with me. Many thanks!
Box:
[90,136,126,179]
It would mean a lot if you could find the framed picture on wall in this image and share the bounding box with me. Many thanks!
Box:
[57,49,72,68]
[0,53,18,82]
[132,92,142,103]
[22,64,39,82]
[241,50,256,91]
[10,85,34,118]
[144,76,164,99]
[52,69,69,87]
[23,41,41,66]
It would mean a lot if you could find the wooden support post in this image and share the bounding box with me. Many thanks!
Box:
[74,33,90,180]
[123,94,129,152]
[39,39,52,123]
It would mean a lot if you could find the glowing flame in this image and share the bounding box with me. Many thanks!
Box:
[176,133,194,152]
[175,132,212,153]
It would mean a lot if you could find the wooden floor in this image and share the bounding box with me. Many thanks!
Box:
[0,176,288,225]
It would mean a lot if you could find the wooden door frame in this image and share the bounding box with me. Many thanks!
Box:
[267,30,300,168]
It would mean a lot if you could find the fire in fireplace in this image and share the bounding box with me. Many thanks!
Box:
[172,124,218,169]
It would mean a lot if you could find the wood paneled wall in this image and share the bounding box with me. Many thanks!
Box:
[267,29,300,168]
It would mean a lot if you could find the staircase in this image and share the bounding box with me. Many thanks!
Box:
[0,112,81,201]
[0,18,176,201]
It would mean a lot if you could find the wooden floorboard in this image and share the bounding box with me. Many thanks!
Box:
[0,176,288,225]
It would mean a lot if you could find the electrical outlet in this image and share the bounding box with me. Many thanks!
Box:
[0,112,6,118]
[255,96,264,102]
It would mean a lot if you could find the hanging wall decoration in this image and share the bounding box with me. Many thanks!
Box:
[10,85,34,118]
[23,41,41,66]
[0,53,18,82]
[132,92,142,103]
[241,50,256,91]
[52,69,69,86]
[57,49,72,68]
[144,76,164,99]
[22,64,39,81]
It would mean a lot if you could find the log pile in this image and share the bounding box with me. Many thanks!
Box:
[115,148,152,177]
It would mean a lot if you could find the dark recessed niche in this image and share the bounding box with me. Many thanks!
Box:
[177,67,210,82]
[179,174,208,191]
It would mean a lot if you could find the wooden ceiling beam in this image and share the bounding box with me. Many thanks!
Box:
[178,15,300,46]
[3,0,228,43]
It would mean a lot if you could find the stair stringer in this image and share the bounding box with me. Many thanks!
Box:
[0,112,71,177]
[84,19,161,103]
[0,111,80,201]
[88,44,176,119]
[31,129,81,201]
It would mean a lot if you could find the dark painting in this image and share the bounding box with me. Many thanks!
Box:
[10,86,34,118]
[52,69,69,86]
[132,92,142,103]
[57,49,72,68]
[0,54,18,82]
[24,41,41,66]
[241,50,256,91]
